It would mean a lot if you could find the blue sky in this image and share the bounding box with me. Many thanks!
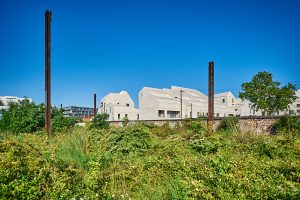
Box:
[1,0,299,107]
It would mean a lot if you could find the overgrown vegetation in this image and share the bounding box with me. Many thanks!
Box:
[1,118,300,199]
[272,115,300,135]
[217,116,239,132]
[90,113,109,129]
[0,100,79,133]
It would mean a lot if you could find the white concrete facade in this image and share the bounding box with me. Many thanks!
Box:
[99,88,300,121]
[99,91,139,121]
[139,86,236,120]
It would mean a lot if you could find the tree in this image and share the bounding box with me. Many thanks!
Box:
[0,100,79,133]
[90,113,109,129]
[0,99,4,106]
[239,71,297,116]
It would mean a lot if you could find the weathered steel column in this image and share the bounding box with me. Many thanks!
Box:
[45,10,52,136]
[207,61,214,129]
[94,94,97,117]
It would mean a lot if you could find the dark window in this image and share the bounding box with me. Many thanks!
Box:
[126,103,130,107]
[216,113,219,117]
[297,104,300,108]
[125,114,128,118]
[158,110,165,118]
[118,114,120,120]
[167,111,180,118]
[222,99,225,103]
[137,114,139,120]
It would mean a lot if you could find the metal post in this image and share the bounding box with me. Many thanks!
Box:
[45,10,52,136]
[180,90,183,119]
[208,61,214,129]
[94,93,97,117]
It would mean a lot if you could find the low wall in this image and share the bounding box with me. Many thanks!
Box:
[109,116,280,133]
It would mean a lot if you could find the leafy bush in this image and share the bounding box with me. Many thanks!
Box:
[272,115,300,135]
[90,113,109,129]
[0,100,44,133]
[0,101,79,134]
[1,125,300,199]
[182,118,206,135]
[217,116,239,131]
[122,116,129,127]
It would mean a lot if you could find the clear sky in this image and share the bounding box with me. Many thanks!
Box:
[1,0,299,107]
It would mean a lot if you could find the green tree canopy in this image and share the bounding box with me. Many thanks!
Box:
[239,71,297,116]
[0,100,79,133]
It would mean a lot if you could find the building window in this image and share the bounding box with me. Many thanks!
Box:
[232,98,234,103]
[222,98,225,103]
[167,111,179,118]
[158,110,165,118]
[197,112,200,117]
[125,114,128,118]
[229,114,234,116]
[216,113,219,117]
[126,103,130,107]
[297,104,300,108]
[137,114,139,120]
[118,114,120,120]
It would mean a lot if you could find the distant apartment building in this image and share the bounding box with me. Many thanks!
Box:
[63,106,94,118]
[99,91,139,121]
[139,86,236,120]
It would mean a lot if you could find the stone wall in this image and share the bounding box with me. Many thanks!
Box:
[110,117,278,133]
[109,116,280,133]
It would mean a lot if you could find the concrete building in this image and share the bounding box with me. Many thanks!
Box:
[63,106,94,118]
[99,91,139,121]
[99,87,300,121]
[290,90,300,115]
[139,86,236,120]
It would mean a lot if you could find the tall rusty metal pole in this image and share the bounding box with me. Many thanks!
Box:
[45,10,52,136]
[208,61,214,130]
[94,93,97,117]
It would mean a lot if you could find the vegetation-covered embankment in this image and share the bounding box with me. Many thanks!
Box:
[0,119,300,199]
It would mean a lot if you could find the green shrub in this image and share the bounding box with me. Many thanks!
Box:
[90,113,109,129]
[272,115,300,135]
[0,101,79,134]
[183,118,206,135]
[56,130,89,169]
[217,116,239,132]
[0,100,44,133]
[122,116,129,127]
[107,125,151,156]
